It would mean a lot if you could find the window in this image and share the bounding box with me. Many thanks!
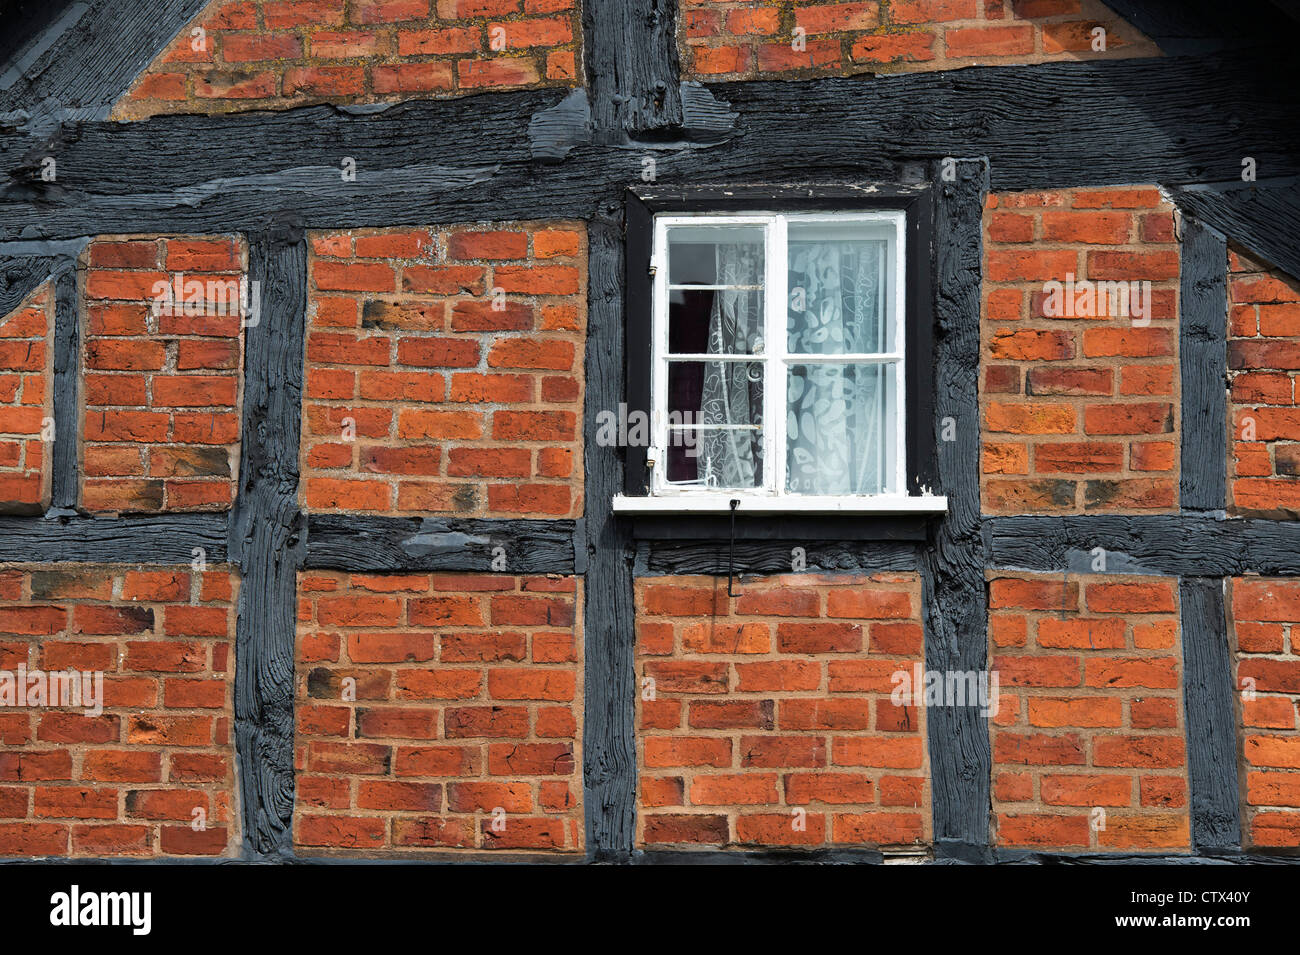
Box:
[616,191,945,516]
[653,212,904,497]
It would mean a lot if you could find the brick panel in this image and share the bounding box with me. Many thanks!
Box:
[683,0,1159,82]
[634,573,930,850]
[112,0,582,120]
[1230,577,1300,848]
[0,564,238,858]
[302,223,584,518]
[1228,247,1300,518]
[989,571,1189,851]
[981,187,1180,513]
[294,571,583,854]
[0,282,52,514]
[80,235,247,514]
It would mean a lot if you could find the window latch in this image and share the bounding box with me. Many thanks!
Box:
[727,498,741,598]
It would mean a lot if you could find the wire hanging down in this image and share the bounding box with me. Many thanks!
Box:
[727,498,741,597]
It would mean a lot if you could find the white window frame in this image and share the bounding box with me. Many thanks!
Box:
[612,210,945,515]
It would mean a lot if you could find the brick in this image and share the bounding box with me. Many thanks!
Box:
[296,571,581,853]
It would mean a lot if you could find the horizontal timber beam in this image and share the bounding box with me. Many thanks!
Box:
[636,539,920,577]
[985,514,1300,577]
[2,54,1299,240]
[304,515,577,574]
[0,514,229,564]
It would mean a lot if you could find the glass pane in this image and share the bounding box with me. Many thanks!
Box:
[667,225,764,287]
[787,223,891,355]
[666,428,765,489]
[786,363,897,495]
[668,360,765,426]
[665,360,764,489]
[668,288,764,356]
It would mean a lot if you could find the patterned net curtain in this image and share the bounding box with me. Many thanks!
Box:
[786,239,887,495]
[698,243,764,488]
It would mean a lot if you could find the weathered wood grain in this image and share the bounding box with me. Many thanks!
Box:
[637,540,920,576]
[582,209,637,859]
[1179,217,1228,513]
[305,516,576,572]
[1180,578,1242,850]
[50,255,81,511]
[0,0,210,131]
[923,158,992,852]
[0,254,53,316]
[986,515,1300,576]
[1174,180,1300,282]
[228,223,306,858]
[0,513,228,563]
[4,56,1299,240]
[584,0,681,135]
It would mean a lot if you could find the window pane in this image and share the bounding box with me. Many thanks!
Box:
[669,288,765,355]
[667,225,764,287]
[665,360,764,489]
[786,362,897,495]
[787,224,890,355]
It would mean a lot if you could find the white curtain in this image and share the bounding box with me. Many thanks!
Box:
[785,239,886,494]
[698,243,764,488]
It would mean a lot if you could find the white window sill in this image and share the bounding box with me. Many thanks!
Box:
[611,494,948,515]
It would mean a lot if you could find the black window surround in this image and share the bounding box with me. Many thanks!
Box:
[618,184,940,537]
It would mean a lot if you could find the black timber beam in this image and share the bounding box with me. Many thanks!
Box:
[1179,217,1229,513]
[1173,180,1300,282]
[985,515,1300,576]
[923,158,992,853]
[4,54,1300,239]
[636,540,920,577]
[1180,578,1242,851]
[0,252,55,315]
[0,0,210,131]
[50,253,81,511]
[581,203,637,860]
[228,221,307,858]
[0,513,229,563]
[304,516,577,573]
[583,0,682,136]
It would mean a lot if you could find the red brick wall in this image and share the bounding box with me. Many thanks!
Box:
[303,223,584,518]
[0,282,52,514]
[81,235,246,514]
[989,572,1189,851]
[0,564,238,858]
[1229,248,1300,518]
[683,0,1159,81]
[294,571,582,854]
[981,187,1180,513]
[634,573,930,850]
[113,0,581,120]
[1230,577,1300,848]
